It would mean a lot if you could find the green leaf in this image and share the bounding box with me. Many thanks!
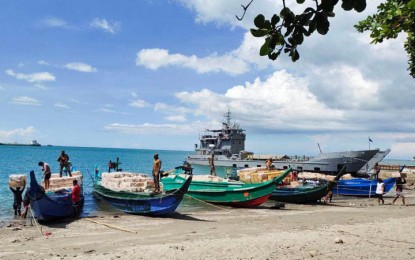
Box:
[341,0,353,11]
[291,49,300,62]
[254,14,266,28]
[308,18,317,34]
[408,0,415,10]
[353,0,367,13]
[260,38,270,56]
[320,0,336,12]
[271,14,280,26]
[315,13,330,35]
[250,28,271,37]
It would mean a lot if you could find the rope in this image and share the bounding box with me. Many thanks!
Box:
[84,218,137,234]
[29,206,44,237]
[184,194,231,212]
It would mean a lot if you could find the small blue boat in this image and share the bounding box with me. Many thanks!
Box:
[28,170,84,222]
[334,177,396,196]
[93,175,192,216]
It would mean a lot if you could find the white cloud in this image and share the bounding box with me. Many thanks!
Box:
[90,18,120,34]
[310,64,379,109]
[0,126,36,140]
[153,103,191,122]
[136,48,249,75]
[40,17,68,28]
[64,62,98,73]
[177,0,280,29]
[6,70,55,83]
[11,96,41,106]
[175,70,348,131]
[94,106,131,115]
[154,103,190,114]
[38,60,50,66]
[129,99,149,108]
[164,115,187,122]
[105,122,197,135]
[54,103,71,109]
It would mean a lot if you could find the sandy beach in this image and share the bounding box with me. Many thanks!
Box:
[1,174,415,260]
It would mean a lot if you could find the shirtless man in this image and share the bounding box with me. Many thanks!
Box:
[266,158,273,171]
[208,153,216,176]
[152,154,162,193]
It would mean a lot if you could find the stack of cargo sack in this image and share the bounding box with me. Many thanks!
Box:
[101,172,156,192]
[298,172,353,181]
[9,174,27,189]
[42,171,83,192]
[237,167,288,184]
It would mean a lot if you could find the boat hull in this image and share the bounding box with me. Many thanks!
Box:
[162,168,292,207]
[334,177,396,196]
[93,175,192,216]
[269,182,329,203]
[29,171,84,222]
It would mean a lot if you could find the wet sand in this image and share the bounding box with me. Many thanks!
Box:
[1,175,415,259]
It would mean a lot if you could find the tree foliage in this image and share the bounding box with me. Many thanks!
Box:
[355,0,415,78]
[245,0,415,78]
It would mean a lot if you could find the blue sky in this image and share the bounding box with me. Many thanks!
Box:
[0,0,414,159]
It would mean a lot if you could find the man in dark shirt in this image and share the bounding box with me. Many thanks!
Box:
[392,174,407,206]
[57,150,72,177]
[9,186,24,216]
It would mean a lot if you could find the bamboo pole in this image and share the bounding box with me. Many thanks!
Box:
[84,218,137,234]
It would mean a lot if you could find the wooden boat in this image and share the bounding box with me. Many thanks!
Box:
[269,166,346,203]
[28,170,84,222]
[161,167,292,207]
[93,174,192,216]
[333,177,397,196]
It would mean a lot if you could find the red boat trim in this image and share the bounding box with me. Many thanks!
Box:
[219,194,271,208]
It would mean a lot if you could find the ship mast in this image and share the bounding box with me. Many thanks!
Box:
[223,110,232,130]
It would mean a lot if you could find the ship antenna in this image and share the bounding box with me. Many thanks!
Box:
[224,109,231,129]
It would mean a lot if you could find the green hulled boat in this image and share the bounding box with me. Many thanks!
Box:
[161,167,292,207]
[269,166,346,203]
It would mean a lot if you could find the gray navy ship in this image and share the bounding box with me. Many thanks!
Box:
[0,140,41,146]
[186,111,388,175]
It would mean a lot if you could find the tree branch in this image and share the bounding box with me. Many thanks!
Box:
[236,0,254,21]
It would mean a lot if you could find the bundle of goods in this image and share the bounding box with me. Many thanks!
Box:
[298,172,352,182]
[43,171,83,192]
[9,174,27,188]
[190,175,226,182]
[101,172,156,192]
[391,172,407,178]
[237,167,288,184]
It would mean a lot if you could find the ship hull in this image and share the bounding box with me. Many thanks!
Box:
[187,149,380,175]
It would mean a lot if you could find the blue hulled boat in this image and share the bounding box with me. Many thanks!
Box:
[334,177,396,196]
[28,170,84,222]
[93,174,192,216]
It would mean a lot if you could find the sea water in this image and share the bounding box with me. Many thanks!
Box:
[0,145,234,223]
[1,145,412,223]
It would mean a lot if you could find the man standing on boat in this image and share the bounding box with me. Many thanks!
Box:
[152,154,162,193]
[208,153,216,176]
[266,158,273,171]
[372,163,381,179]
[38,161,51,190]
[57,150,72,177]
